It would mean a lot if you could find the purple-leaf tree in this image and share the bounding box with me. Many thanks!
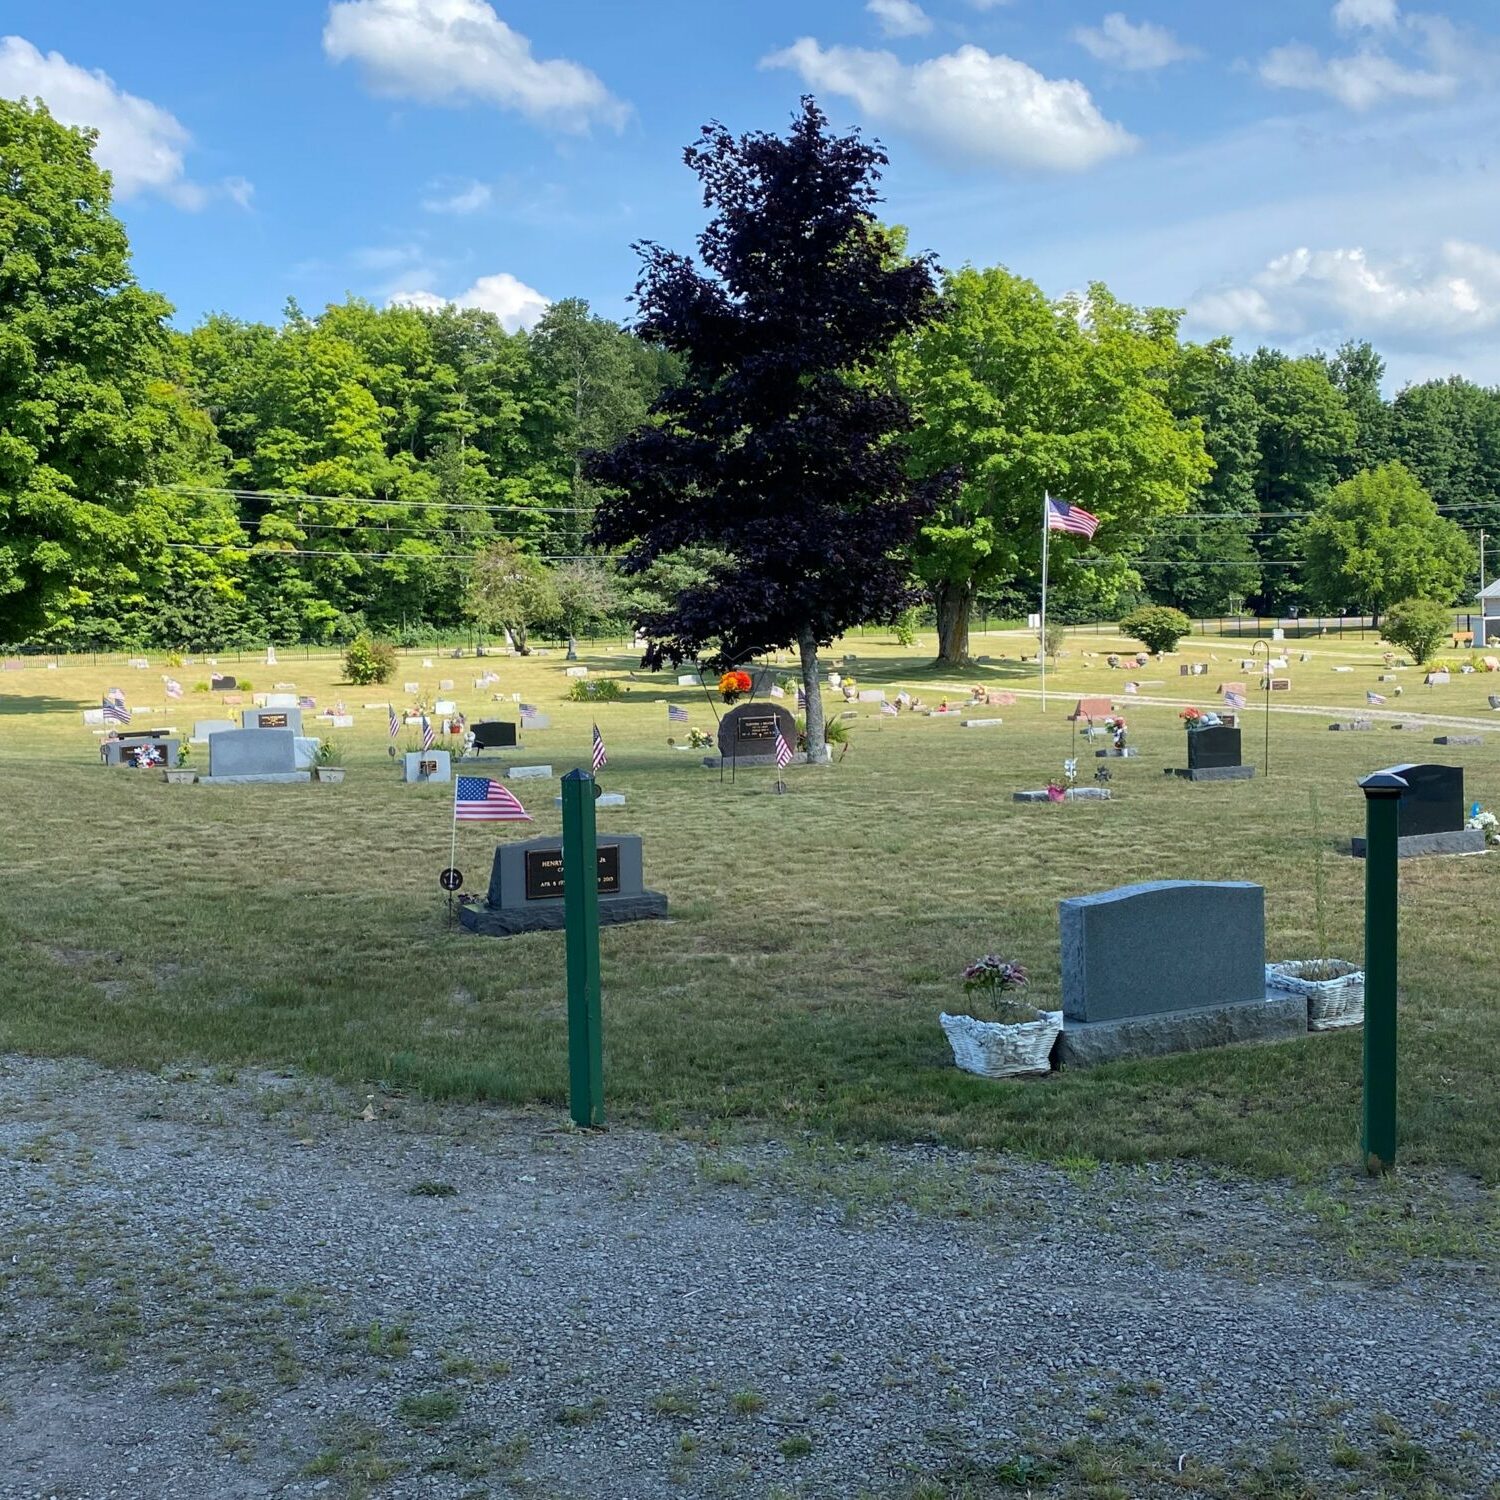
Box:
[587,98,953,763]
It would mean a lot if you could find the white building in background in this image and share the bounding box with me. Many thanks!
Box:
[1475,580,1500,648]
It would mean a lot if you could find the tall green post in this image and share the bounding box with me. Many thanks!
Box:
[560,769,604,1128]
[1359,769,1405,1173]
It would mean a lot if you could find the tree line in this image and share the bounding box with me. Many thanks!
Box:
[1,95,1489,663]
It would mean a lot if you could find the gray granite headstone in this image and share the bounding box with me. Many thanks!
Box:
[203,728,307,783]
[1057,880,1303,1066]
[242,705,304,736]
[459,833,668,936]
[191,718,237,744]
[705,701,802,768]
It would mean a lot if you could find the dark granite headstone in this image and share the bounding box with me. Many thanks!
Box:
[1187,724,1242,770]
[460,832,667,936]
[1349,762,1483,858]
[1390,763,1463,837]
[706,701,801,767]
[471,720,518,751]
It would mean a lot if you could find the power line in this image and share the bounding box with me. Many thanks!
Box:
[156,483,593,516]
[163,542,609,563]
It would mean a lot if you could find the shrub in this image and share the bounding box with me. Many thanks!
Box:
[567,678,625,703]
[1119,605,1192,655]
[1381,598,1452,667]
[1042,618,1066,660]
[193,681,210,694]
[893,607,919,648]
[343,633,397,685]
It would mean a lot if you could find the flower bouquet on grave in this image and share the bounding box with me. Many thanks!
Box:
[1180,707,1203,726]
[940,953,1061,1079]
[686,726,713,750]
[1467,805,1500,846]
[719,670,752,705]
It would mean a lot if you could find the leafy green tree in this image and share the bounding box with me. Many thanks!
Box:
[465,539,558,654]
[1301,462,1473,624]
[1244,350,1356,609]
[894,266,1210,664]
[1388,377,1500,531]
[1380,597,1454,666]
[1119,604,1192,654]
[1322,340,1391,477]
[551,560,620,646]
[342,632,397,684]
[0,99,225,642]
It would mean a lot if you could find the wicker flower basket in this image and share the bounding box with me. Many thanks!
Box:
[1266,960,1365,1031]
[939,1010,1062,1079]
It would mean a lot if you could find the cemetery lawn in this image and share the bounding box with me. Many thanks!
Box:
[3,627,1499,1185]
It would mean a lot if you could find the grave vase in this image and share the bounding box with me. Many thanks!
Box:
[938,1010,1062,1079]
[1265,960,1365,1030]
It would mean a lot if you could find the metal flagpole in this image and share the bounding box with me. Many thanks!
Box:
[1040,491,1051,714]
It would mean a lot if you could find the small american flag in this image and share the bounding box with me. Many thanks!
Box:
[298,695,316,709]
[165,679,184,700]
[1367,690,1386,705]
[591,722,608,771]
[796,684,807,710]
[388,703,399,740]
[1045,496,1100,539]
[769,684,785,699]
[454,775,532,822]
[105,686,125,705]
[1224,689,1246,709]
[421,714,435,751]
[103,696,131,725]
[880,701,898,716]
[775,725,794,769]
[668,704,689,723]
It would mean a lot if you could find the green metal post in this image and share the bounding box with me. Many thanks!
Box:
[560,769,604,1128]
[1359,770,1405,1173]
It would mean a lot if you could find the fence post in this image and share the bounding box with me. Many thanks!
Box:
[560,768,604,1128]
[1359,769,1405,1173]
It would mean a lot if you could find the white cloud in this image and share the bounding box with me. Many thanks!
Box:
[1333,0,1400,33]
[0,35,207,204]
[867,0,932,38]
[1188,241,1500,346]
[762,39,1135,172]
[422,177,492,214]
[1073,13,1196,71]
[1260,41,1452,109]
[323,0,627,133]
[390,271,550,331]
[222,175,255,210]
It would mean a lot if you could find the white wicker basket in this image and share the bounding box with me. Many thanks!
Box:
[1265,961,1365,1031]
[939,1011,1062,1079]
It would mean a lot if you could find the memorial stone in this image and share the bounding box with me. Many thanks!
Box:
[704,702,801,768]
[1350,762,1482,858]
[459,833,667,936]
[1057,881,1302,1066]
[201,729,307,784]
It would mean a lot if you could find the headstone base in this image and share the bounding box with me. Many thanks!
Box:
[197,772,312,785]
[1434,735,1484,746]
[1058,993,1305,1068]
[700,753,808,769]
[1094,748,1137,758]
[458,890,669,936]
[1349,828,1486,859]
[1165,765,1255,782]
[1012,787,1111,802]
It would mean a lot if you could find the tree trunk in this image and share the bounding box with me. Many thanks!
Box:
[934,579,975,665]
[512,622,530,655]
[799,628,830,765]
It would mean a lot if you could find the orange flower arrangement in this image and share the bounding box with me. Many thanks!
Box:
[719,670,753,704]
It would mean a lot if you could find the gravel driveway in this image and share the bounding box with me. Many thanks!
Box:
[0,1056,1495,1499]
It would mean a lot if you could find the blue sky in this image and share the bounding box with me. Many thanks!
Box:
[6,0,1500,386]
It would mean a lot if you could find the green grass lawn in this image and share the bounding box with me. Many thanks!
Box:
[3,625,1498,1182]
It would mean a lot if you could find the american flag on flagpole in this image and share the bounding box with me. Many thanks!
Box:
[1045,497,1100,539]
[1367,690,1386,705]
[1224,689,1246,709]
[796,684,807,710]
[667,704,689,723]
[388,703,400,740]
[421,714,435,751]
[775,725,794,769]
[103,696,131,725]
[454,775,532,822]
[591,722,607,771]
[769,683,785,699]
[880,701,898,716]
